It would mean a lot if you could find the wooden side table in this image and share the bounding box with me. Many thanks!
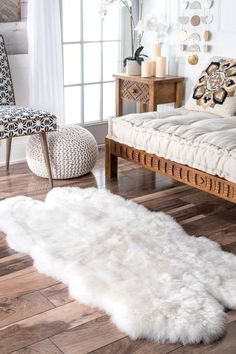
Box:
[113,74,185,117]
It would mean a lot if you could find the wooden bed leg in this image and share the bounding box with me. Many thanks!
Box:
[105,138,118,179]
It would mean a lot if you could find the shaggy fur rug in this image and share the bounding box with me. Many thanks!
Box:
[0,187,236,344]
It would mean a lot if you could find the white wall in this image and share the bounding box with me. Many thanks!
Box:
[0,0,28,55]
[142,0,236,100]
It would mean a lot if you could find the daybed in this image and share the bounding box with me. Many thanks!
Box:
[105,58,236,204]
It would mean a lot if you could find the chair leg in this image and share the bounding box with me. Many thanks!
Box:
[39,132,53,188]
[6,137,12,171]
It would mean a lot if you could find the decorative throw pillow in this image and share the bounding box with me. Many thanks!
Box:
[185,57,236,116]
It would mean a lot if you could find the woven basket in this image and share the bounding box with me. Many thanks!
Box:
[26,125,98,179]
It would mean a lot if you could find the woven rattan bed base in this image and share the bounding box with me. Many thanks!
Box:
[105,138,236,204]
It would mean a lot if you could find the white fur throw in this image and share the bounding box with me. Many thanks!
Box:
[0,187,235,344]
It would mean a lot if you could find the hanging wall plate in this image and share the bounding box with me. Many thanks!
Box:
[188,54,199,65]
[191,15,201,26]
[188,44,201,52]
[179,16,189,24]
[204,0,213,9]
[179,30,188,41]
[180,44,187,51]
[188,33,201,42]
[204,30,212,41]
[203,44,212,52]
[202,15,213,24]
[181,0,189,9]
[189,1,202,9]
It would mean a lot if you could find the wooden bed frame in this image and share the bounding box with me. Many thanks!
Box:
[105,138,236,204]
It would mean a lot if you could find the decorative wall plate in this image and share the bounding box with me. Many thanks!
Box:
[204,30,212,41]
[188,44,201,52]
[189,1,202,9]
[181,0,189,9]
[203,44,211,52]
[191,15,201,26]
[204,0,213,9]
[202,15,213,24]
[180,44,187,51]
[179,16,189,24]
[179,30,188,42]
[188,33,201,42]
[188,54,199,65]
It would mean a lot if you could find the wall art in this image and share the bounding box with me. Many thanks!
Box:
[191,15,201,26]
[188,54,199,65]
[181,1,189,9]
[189,1,202,10]
[204,0,213,9]
[179,0,215,65]
[188,32,201,41]
[179,16,190,24]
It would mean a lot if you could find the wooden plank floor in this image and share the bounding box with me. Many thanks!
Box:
[0,149,235,354]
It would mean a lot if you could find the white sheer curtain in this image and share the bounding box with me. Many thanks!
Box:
[27,0,64,122]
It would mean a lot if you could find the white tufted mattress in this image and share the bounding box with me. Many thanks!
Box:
[108,108,236,183]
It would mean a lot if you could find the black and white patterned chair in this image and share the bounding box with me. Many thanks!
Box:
[0,35,56,187]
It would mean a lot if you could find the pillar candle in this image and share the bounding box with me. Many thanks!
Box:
[149,61,156,76]
[156,56,166,78]
[151,43,162,61]
[141,61,153,77]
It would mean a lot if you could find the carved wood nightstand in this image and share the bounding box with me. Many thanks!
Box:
[113,74,185,117]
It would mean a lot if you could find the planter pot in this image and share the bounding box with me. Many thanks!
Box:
[126,60,141,76]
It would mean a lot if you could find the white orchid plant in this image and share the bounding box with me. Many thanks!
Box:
[101,0,147,67]
[143,14,169,44]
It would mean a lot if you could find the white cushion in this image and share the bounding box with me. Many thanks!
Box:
[108,108,236,183]
[185,57,236,117]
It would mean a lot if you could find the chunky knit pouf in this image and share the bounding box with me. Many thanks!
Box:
[26,125,98,179]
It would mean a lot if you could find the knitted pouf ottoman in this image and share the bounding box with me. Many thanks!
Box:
[26,125,98,179]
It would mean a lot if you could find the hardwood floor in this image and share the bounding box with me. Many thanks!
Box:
[0,149,235,354]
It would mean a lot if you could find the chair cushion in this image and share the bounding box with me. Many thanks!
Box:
[0,106,57,139]
[185,57,236,117]
[108,108,236,183]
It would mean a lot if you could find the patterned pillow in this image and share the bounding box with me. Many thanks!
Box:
[185,57,236,117]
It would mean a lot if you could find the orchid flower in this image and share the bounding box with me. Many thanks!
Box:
[100,0,132,18]
[144,14,169,44]
[101,0,136,57]
[134,20,145,47]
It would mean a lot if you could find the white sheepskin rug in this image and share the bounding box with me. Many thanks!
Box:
[0,187,236,345]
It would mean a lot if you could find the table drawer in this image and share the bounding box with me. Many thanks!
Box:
[120,80,149,103]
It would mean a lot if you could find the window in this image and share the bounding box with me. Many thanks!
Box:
[62,0,121,125]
